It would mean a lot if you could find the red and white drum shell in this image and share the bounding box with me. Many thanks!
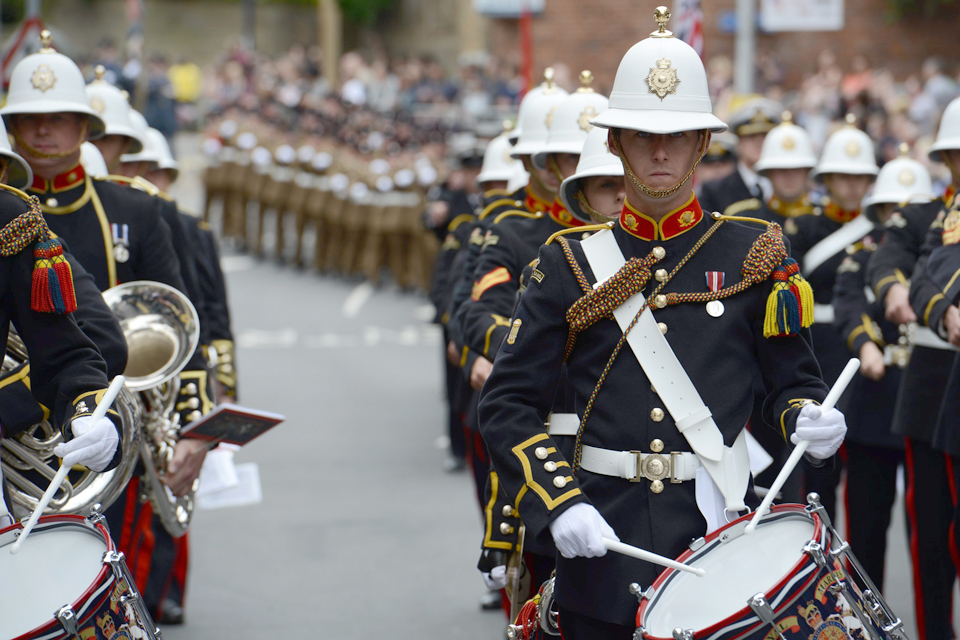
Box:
[0,514,149,640]
[636,504,879,640]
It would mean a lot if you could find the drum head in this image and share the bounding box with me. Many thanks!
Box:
[0,518,108,639]
[643,508,816,637]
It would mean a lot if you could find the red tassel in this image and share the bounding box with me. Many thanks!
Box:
[52,257,76,313]
[31,259,53,312]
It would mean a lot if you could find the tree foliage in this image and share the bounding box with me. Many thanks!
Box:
[886,0,956,19]
[337,0,394,25]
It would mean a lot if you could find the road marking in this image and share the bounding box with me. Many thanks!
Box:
[237,329,298,349]
[342,282,374,318]
[221,256,256,273]
[237,325,442,349]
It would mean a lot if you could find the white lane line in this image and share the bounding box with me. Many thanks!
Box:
[221,255,256,273]
[237,329,298,349]
[342,282,374,318]
[237,325,444,349]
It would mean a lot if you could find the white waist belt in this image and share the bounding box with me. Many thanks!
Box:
[912,326,959,351]
[546,413,580,437]
[813,304,835,324]
[579,444,701,482]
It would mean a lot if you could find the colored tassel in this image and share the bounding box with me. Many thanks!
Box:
[764,262,803,338]
[31,239,77,314]
[52,254,76,312]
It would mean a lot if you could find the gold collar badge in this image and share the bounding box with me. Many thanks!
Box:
[31,64,57,93]
[647,58,680,101]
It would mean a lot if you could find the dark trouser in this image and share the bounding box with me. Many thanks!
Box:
[558,605,634,640]
[904,438,955,640]
[803,452,842,521]
[444,358,466,461]
[843,441,903,591]
[105,477,189,618]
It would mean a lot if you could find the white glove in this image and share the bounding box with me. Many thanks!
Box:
[482,565,507,590]
[53,416,119,472]
[548,503,619,559]
[790,405,846,460]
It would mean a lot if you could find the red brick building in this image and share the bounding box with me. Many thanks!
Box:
[486,0,960,92]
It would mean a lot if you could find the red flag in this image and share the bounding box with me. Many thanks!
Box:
[672,0,704,58]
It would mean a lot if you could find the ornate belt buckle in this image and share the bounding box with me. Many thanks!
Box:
[641,452,670,483]
[630,451,644,482]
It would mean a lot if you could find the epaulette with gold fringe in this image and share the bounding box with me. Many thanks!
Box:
[493,209,543,225]
[0,185,76,314]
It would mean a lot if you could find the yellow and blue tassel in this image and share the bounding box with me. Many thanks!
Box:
[763,258,812,338]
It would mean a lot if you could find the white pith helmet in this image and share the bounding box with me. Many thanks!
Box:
[510,68,570,158]
[1,30,106,139]
[811,115,879,181]
[591,7,726,134]
[753,113,818,174]
[507,161,530,193]
[0,116,33,189]
[297,144,316,164]
[119,110,161,164]
[559,126,625,223]
[122,128,179,181]
[533,70,610,169]
[863,144,933,212]
[85,65,143,153]
[477,125,525,184]
[275,144,297,165]
[80,142,108,179]
[507,74,560,144]
[930,96,960,162]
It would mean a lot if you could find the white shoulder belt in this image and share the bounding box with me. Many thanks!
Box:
[802,215,874,277]
[578,229,750,511]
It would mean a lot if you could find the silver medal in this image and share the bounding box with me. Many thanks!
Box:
[706,300,724,317]
[113,244,129,263]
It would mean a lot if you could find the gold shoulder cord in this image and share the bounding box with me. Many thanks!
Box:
[87,177,118,288]
[545,221,615,245]
[493,209,543,224]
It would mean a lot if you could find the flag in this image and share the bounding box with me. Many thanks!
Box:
[673,0,704,58]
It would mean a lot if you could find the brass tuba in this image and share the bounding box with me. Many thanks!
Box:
[0,332,142,520]
[103,281,200,538]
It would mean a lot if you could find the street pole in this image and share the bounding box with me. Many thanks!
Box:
[242,0,256,51]
[319,0,342,87]
[26,0,40,18]
[734,0,755,94]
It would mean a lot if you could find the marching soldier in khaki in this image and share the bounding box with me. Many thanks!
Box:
[1,32,210,624]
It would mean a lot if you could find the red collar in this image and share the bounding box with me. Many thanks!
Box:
[525,192,551,214]
[29,164,85,194]
[548,199,584,228]
[619,192,703,241]
[822,200,860,224]
[945,185,956,207]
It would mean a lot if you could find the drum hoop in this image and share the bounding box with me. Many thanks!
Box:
[638,504,825,640]
[3,514,116,640]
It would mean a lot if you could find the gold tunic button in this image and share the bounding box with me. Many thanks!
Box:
[544,461,558,472]
[500,522,514,535]
[652,246,666,260]
[186,410,202,423]
[654,294,667,309]
[182,383,198,395]
[654,269,668,283]
[658,322,668,334]
[502,505,515,517]
[553,476,568,488]
[535,447,549,460]
[650,480,664,493]
[650,439,664,453]
[650,408,665,422]
[46,198,58,207]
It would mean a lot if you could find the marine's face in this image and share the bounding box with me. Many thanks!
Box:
[92,134,132,169]
[614,129,704,192]
[767,167,810,202]
[11,112,86,168]
[737,133,766,168]
[581,174,625,218]
[823,173,874,210]
[550,152,580,180]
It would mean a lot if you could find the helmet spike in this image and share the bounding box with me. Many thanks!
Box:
[94,65,106,82]
[577,70,595,93]
[543,67,555,88]
[898,142,910,157]
[651,6,674,37]
[844,113,858,127]
[781,110,793,124]
[39,30,54,53]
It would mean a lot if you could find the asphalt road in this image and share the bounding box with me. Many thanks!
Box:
[157,134,952,639]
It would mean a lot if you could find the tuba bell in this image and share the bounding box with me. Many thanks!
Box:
[103,280,200,538]
[0,331,141,520]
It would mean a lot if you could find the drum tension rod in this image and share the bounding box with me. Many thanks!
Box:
[671,628,694,640]
[628,583,655,604]
[56,606,81,639]
[748,594,789,640]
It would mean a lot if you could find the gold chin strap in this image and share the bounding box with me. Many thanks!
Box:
[610,129,709,199]
[522,156,558,199]
[546,154,566,184]
[575,188,613,223]
[13,118,89,160]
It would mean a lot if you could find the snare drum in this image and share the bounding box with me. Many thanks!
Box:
[0,513,159,640]
[636,504,889,640]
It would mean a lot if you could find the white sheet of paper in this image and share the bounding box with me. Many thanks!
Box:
[196,447,240,497]
[744,429,774,475]
[196,462,262,511]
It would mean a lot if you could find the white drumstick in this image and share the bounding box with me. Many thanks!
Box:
[603,537,706,577]
[11,376,125,554]
[744,359,859,535]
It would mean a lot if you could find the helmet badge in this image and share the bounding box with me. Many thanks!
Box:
[782,135,796,151]
[31,64,57,93]
[845,140,861,158]
[89,95,106,114]
[578,106,598,132]
[898,169,916,186]
[647,58,680,101]
[545,106,558,129]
